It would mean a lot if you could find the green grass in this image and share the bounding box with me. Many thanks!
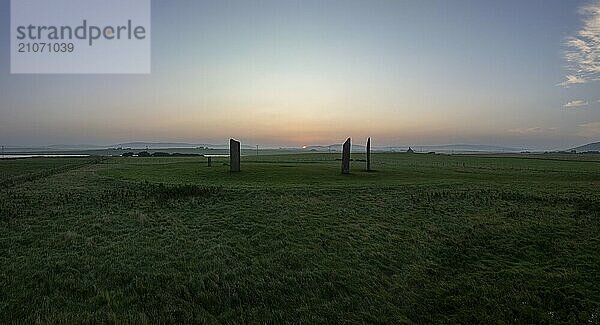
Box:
[1,153,599,323]
[0,157,102,187]
[101,153,600,192]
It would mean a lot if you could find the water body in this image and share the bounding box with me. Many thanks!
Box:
[0,155,90,159]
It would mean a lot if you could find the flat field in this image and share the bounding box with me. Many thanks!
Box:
[1,153,599,323]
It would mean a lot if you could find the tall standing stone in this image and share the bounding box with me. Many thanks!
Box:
[230,139,241,172]
[342,138,351,174]
[366,137,372,172]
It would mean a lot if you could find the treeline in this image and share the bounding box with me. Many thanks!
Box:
[121,152,202,158]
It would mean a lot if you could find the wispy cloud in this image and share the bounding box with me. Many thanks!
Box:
[578,122,600,137]
[557,75,586,87]
[508,127,559,134]
[559,1,600,87]
[564,100,589,108]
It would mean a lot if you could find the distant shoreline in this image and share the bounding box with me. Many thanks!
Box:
[0,154,90,159]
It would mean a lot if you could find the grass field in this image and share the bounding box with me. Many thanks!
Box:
[1,153,599,323]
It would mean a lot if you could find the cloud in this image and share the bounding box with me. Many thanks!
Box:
[564,100,589,108]
[508,127,559,134]
[557,75,586,86]
[578,122,600,137]
[559,1,600,87]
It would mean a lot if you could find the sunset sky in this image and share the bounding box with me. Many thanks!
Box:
[1,0,599,150]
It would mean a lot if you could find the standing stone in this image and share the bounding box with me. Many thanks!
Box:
[366,137,371,172]
[230,139,241,172]
[342,138,351,174]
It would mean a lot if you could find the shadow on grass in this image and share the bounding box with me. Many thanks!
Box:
[140,181,222,201]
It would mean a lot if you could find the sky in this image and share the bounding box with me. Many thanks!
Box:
[0,0,599,150]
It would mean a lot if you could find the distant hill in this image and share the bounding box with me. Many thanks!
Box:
[302,143,523,153]
[109,142,258,150]
[110,142,201,149]
[303,144,366,152]
[406,144,523,153]
[3,142,255,152]
[5,142,525,154]
[572,142,600,153]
